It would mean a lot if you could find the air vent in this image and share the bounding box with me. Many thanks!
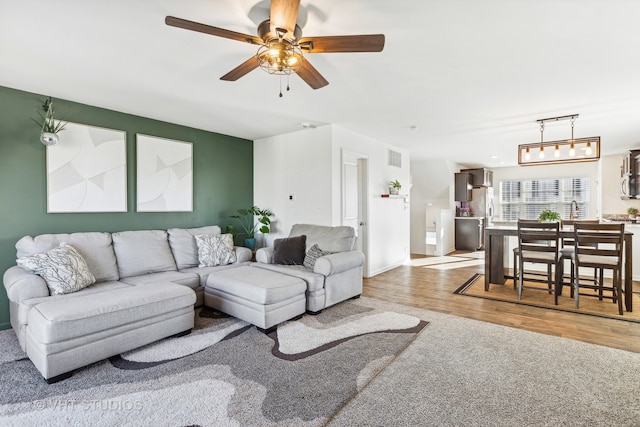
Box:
[388,150,402,168]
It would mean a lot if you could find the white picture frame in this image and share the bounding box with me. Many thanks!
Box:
[136,134,193,212]
[46,122,127,213]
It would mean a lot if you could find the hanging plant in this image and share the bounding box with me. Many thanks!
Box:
[31,97,67,145]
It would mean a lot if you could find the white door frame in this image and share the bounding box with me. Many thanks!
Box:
[341,149,369,277]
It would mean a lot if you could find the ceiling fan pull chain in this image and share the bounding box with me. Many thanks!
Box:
[279,75,283,98]
[287,74,291,92]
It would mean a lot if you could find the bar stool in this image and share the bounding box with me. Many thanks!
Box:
[512,219,540,288]
[572,222,625,315]
[558,219,600,297]
[516,220,561,300]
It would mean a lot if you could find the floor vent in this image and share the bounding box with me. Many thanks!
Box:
[388,150,402,168]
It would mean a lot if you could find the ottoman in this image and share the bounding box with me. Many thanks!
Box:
[26,281,196,383]
[204,265,306,332]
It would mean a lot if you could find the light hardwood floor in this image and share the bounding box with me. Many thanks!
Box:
[363,253,640,353]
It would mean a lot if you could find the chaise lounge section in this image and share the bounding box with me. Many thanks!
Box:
[3,225,252,382]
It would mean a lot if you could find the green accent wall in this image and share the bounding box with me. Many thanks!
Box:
[0,85,253,329]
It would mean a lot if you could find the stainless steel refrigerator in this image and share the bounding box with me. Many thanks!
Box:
[469,187,494,224]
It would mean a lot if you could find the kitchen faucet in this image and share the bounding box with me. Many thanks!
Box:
[570,200,579,220]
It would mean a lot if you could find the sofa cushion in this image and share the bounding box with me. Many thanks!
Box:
[15,232,119,282]
[273,235,307,265]
[112,230,177,278]
[168,226,222,269]
[17,243,96,295]
[289,224,356,253]
[303,243,334,269]
[27,282,195,344]
[120,271,201,290]
[207,266,306,305]
[252,263,325,292]
[195,234,237,267]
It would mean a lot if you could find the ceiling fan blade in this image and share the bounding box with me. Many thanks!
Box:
[296,59,329,89]
[270,0,300,34]
[299,34,385,53]
[165,16,263,45]
[220,57,259,81]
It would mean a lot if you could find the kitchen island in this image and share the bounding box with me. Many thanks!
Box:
[484,224,634,312]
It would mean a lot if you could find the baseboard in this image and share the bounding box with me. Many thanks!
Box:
[369,261,404,277]
[0,321,11,331]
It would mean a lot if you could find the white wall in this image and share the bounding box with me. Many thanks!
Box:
[409,158,458,254]
[331,126,411,276]
[254,124,411,277]
[491,161,599,220]
[253,125,333,246]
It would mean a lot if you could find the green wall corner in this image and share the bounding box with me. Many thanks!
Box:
[0,85,254,329]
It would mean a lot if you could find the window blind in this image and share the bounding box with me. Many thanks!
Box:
[499,177,589,221]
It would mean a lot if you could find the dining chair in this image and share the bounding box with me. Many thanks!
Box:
[516,220,561,300]
[571,222,625,315]
[558,219,600,297]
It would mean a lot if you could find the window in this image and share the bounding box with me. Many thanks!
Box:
[499,177,589,221]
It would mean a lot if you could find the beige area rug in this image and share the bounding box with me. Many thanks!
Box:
[455,273,640,323]
[404,252,484,269]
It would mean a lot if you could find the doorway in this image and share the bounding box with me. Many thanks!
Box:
[342,150,369,277]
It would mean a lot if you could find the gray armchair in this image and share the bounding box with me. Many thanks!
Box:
[254,224,365,313]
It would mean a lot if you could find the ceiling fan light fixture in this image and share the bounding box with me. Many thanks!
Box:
[257,41,303,75]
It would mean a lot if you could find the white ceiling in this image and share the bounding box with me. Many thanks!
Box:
[3,0,640,167]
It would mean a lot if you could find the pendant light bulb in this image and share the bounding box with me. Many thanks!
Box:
[525,147,530,160]
[585,141,592,156]
[554,144,560,158]
[569,142,575,156]
[539,146,545,159]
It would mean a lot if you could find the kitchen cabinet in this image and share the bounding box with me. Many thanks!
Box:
[461,168,493,187]
[636,153,640,198]
[621,150,640,199]
[455,172,472,201]
[455,217,484,251]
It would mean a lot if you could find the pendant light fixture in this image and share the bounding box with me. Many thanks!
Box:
[518,113,600,166]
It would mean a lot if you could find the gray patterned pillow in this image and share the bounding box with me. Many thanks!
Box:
[195,234,237,267]
[16,242,96,295]
[303,244,334,269]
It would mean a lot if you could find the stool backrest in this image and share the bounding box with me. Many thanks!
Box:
[517,220,560,261]
[573,223,624,268]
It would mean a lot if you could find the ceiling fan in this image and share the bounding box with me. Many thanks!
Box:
[165,0,385,91]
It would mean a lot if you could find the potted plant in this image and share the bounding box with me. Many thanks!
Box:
[538,209,561,223]
[31,97,67,146]
[389,179,402,195]
[230,206,274,250]
[627,207,638,219]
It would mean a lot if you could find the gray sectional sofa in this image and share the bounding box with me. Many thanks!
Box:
[3,225,251,382]
[2,223,365,383]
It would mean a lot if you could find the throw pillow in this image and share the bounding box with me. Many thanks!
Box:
[303,244,334,269]
[16,242,96,295]
[195,233,237,267]
[273,235,307,265]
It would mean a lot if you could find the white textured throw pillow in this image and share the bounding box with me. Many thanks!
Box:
[16,242,96,295]
[195,234,237,267]
[303,244,334,269]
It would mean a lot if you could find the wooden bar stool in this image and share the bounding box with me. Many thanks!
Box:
[572,222,625,315]
[516,220,560,300]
